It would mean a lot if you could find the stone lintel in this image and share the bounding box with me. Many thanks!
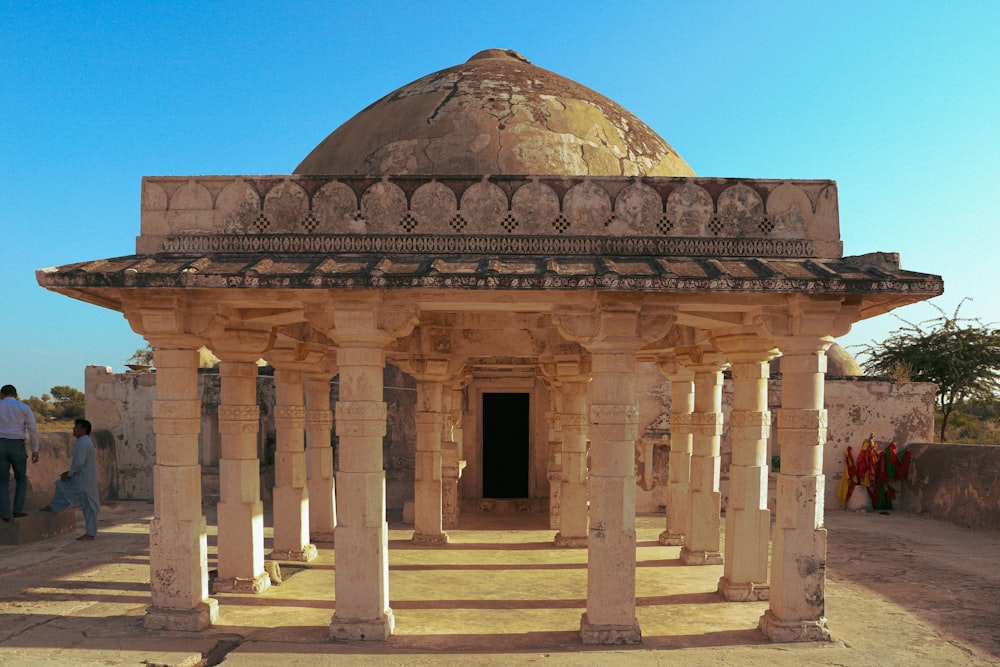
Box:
[658,531,684,546]
[310,531,336,544]
[412,532,449,546]
[579,613,642,645]
[211,572,271,594]
[718,576,770,602]
[554,533,588,548]
[329,611,396,641]
[143,600,219,631]
[680,546,724,566]
[270,544,318,563]
[758,609,832,642]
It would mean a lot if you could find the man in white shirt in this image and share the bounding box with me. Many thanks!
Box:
[0,385,41,521]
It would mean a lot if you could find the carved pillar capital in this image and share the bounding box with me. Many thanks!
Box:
[306,295,418,348]
[210,328,275,364]
[753,297,858,347]
[711,331,780,365]
[676,347,728,374]
[122,294,221,350]
[553,299,676,353]
[268,342,328,371]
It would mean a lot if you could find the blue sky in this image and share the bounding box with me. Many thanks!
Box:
[3,1,998,399]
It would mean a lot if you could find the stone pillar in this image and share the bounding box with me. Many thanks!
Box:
[679,351,727,566]
[144,346,218,630]
[330,341,394,640]
[213,358,270,593]
[555,299,674,645]
[413,372,448,546]
[580,349,642,643]
[270,366,317,562]
[759,337,833,641]
[305,371,336,542]
[441,384,465,531]
[656,358,694,546]
[311,297,416,641]
[544,386,563,531]
[715,336,779,601]
[555,379,588,548]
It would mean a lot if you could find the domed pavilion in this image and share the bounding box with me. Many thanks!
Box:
[37,50,942,645]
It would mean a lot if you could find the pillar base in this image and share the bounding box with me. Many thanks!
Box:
[271,544,318,562]
[212,572,271,594]
[310,531,336,544]
[330,610,395,641]
[412,532,449,546]
[718,576,769,601]
[658,530,684,546]
[579,613,642,645]
[554,532,588,548]
[143,599,219,631]
[758,609,831,642]
[680,546,723,565]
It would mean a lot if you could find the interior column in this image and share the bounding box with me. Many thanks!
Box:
[144,346,217,630]
[413,371,448,546]
[441,383,466,531]
[759,337,833,641]
[214,358,270,594]
[715,336,778,601]
[270,366,317,562]
[679,351,727,566]
[544,386,563,531]
[305,370,336,543]
[555,378,588,548]
[656,357,694,546]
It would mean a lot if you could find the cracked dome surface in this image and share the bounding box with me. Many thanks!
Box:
[295,49,695,177]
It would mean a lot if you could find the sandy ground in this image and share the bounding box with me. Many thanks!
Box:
[0,502,997,666]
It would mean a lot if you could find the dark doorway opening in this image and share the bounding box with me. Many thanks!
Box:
[482,392,529,498]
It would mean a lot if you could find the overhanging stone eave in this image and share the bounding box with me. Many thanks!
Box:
[35,269,943,305]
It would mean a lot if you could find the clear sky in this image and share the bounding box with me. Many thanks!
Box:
[3,1,998,399]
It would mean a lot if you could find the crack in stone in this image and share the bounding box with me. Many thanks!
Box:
[200,636,244,666]
[427,72,463,125]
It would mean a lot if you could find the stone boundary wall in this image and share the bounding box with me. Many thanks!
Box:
[23,431,116,511]
[634,367,937,512]
[84,364,415,505]
[898,443,1000,531]
[85,361,935,517]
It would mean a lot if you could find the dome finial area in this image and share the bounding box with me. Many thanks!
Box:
[467,49,530,63]
[294,50,695,177]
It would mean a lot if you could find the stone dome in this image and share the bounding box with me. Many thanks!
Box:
[770,343,864,377]
[295,49,695,177]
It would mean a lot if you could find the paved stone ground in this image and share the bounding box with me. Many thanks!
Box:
[0,501,997,666]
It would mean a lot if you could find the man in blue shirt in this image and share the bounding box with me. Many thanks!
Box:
[0,385,41,521]
[41,418,100,540]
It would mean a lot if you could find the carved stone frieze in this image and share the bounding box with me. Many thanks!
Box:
[589,405,640,423]
[335,401,388,422]
[143,176,841,256]
[162,233,819,259]
[336,421,388,438]
[218,405,260,421]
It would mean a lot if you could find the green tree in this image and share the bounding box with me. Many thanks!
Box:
[860,301,1000,441]
[49,385,86,420]
[24,395,56,420]
[128,344,154,366]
